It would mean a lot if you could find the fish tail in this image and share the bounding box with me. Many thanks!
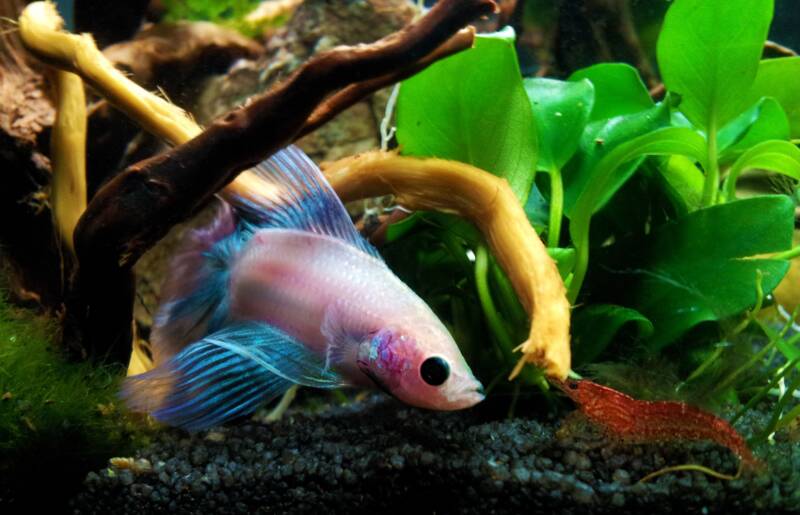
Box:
[122,322,342,431]
[150,202,244,364]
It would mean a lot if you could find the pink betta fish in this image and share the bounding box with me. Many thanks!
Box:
[123,146,484,431]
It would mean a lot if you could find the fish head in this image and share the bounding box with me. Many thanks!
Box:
[356,322,485,410]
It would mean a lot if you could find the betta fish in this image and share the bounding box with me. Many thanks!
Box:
[123,146,484,431]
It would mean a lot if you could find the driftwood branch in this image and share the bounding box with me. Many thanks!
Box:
[19,0,495,361]
[75,0,495,273]
[297,27,475,138]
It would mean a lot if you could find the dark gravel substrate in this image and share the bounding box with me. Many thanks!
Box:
[73,395,800,514]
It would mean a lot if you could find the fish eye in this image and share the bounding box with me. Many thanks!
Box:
[420,356,450,386]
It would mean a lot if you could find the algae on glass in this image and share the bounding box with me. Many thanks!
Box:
[0,288,145,508]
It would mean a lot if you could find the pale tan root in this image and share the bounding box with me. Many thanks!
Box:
[19,2,201,143]
[245,0,303,26]
[323,152,571,379]
[127,337,155,376]
[50,69,86,252]
[263,384,299,423]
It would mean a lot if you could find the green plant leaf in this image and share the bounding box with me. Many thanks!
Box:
[748,57,800,138]
[524,78,594,171]
[567,126,709,301]
[563,100,673,217]
[571,127,707,223]
[718,98,790,162]
[568,63,653,121]
[572,304,654,366]
[396,31,537,201]
[385,212,423,243]
[656,0,774,131]
[722,140,800,201]
[608,196,794,351]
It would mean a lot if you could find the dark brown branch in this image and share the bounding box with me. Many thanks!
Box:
[298,27,476,139]
[69,0,496,361]
[763,39,798,58]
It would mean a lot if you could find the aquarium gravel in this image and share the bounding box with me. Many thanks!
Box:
[73,396,800,514]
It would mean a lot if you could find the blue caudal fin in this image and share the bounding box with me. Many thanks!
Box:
[123,322,344,431]
[226,145,383,260]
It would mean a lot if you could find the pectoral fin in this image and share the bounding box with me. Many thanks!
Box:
[320,300,383,370]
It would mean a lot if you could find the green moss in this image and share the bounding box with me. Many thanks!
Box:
[0,289,149,511]
[161,0,279,37]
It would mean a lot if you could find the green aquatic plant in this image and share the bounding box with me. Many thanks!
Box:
[0,286,147,504]
[162,0,259,24]
[389,0,800,406]
[161,0,281,36]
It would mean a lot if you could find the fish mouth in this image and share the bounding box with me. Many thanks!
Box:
[468,384,486,406]
[447,380,485,409]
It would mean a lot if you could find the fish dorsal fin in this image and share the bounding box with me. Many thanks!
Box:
[228,145,382,260]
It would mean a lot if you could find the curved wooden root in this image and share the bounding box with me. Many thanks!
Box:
[322,151,570,380]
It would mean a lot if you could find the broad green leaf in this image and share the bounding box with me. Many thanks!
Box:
[748,57,800,138]
[656,0,774,131]
[567,126,709,301]
[718,98,790,162]
[723,140,800,201]
[611,196,794,350]
[572,305,654,366]
[563,100,672,217]
[524,78,594,171]
[584,170,679,249]
[568,63,653,121]
[657,155,705,213]
[396,32,537,201]
[571,127,707,225]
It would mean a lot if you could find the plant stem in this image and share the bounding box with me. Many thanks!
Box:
[701,123,720,206]
[714,311,797,396]
[474,244,515,354]
[566,225,589,303]
[730,270,764,336]
[774,244,800,261]
[489,261,528,332]
[730,355,800,425]
[776,403,800,432]
[754,372,800,443]
[680,345,725,388]
[547,166,564,248]
[507,380,521,418]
